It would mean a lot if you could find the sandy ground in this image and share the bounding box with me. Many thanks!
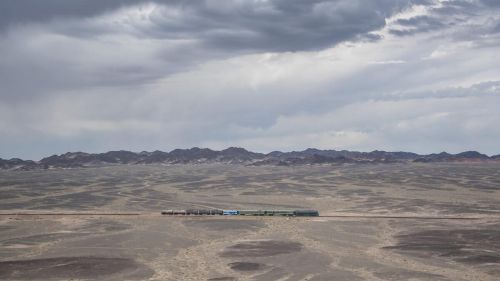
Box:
[0,163,499,280]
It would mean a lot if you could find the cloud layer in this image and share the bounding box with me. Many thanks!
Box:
[0,0,499,159]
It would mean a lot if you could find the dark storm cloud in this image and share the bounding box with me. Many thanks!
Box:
[165,0,410,52]
[0,0,153,30]
[481,0,500,8]
[0,0,423,102]
[493,22,500,33]
[2,0,417,52]
[357,32,384,42]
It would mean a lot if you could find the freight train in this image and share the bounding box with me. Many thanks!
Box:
[161,209,319,216]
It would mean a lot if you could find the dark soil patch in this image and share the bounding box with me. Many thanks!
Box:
[0,256,152,280]
[220,240,302,257]
[458,255,500,264]
[374,269,447,280]
[1,233,83,246]
[0,225,15,232]
[76,220,131,232]
[229,261,265,271]
[385,227,500,265]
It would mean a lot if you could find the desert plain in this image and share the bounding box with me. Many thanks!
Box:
[0,163,499,280]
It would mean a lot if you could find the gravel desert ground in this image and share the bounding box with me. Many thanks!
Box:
[1,163,499,280]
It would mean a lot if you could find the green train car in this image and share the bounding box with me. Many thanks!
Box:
[238,210,319,216]
[239,210,295,216]
[293,210,320,216]
[238,210,264,216]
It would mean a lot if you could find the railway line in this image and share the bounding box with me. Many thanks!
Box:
[0,212,497,220]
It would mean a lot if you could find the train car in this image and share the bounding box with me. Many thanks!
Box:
[223,210,239,215]
[239,210,264,216]
[161,210,174,215]
[184,209,223,215]
[271,210,295,216]
[199,209,210,215]
[293,210,319,216]
[212,209,224,215]
[239,210,294,216]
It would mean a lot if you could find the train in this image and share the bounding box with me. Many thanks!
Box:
[160,209,319,217]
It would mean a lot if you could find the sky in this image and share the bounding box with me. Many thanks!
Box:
[1,0,499,160]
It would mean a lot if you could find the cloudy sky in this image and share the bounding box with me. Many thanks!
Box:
[1,0,499,159]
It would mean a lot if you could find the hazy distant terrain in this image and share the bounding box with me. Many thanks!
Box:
[1,163,499,280]
[1,147,499,170]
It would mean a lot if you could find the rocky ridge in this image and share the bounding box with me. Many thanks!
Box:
[0,148,498,170]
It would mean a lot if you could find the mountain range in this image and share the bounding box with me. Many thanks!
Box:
[1,147,499,170]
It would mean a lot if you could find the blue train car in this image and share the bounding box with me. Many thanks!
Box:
[223,210,239,215]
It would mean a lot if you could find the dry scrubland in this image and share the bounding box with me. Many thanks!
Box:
[1,163,500,280]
